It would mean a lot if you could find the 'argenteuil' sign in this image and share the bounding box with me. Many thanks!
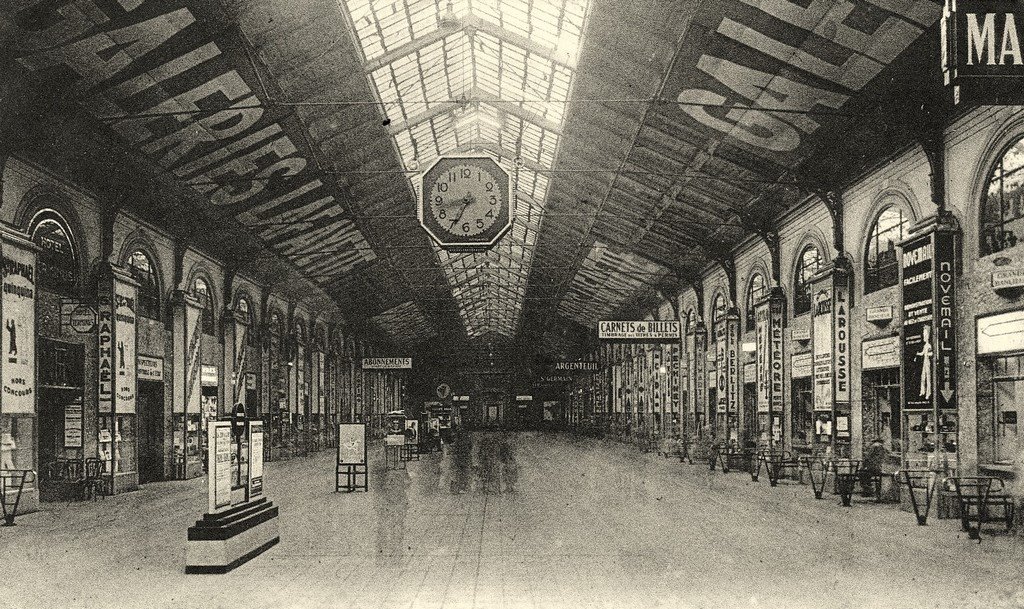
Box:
[599,321,680,340]
[362,358,412,370]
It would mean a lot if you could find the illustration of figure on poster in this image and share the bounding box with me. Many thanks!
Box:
[916,325,933,400]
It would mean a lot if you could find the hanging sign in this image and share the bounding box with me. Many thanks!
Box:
[2,237,36,414]
[599,321,680,340]
[791,327,811,342]
[866,306,894,323]
[992,268,1024,290]
[115,277,137,414]
[362,357,412,369]
[791,352,813,379]
[201,365,219,386]
[862,336,901,370]
[726,315,740,418]
[977,310,1024,355]
[60,299,97,333]
[933,231,958,411]
[942,0,1024,105]
[516,395,533,401]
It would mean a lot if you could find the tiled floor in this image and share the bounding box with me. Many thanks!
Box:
[3,432,1024,609]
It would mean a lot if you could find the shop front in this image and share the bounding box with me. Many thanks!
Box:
[861,335,902,464]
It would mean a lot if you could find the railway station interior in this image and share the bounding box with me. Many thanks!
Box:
[2,0,1024,607]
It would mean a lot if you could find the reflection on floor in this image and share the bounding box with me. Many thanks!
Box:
[3,431,1023,609]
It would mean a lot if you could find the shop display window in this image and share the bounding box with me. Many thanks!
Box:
[1,415,36,482]
[904,411,958,470]
[192,277,215,336]
[97,415,136,474]
[991,354,1024,464]
[980,135,1024,256]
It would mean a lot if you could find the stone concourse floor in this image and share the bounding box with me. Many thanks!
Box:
[2,433,1023,609]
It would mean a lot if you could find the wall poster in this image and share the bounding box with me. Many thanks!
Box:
[755,303,770,413]
[901,232,936,411]
[1,237,36,414]
[812,276,834,412]
[337,423,367,465]
[114,277,137,414]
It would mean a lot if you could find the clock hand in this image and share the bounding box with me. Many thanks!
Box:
[452,194,474,225]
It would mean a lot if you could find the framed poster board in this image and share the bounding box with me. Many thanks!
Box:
[337,423,367,465]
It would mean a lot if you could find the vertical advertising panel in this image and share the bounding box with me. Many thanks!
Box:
[715,323,727,414]
[184,302,203,416]
[233,321,248,405]
[833,277,850,405]
[2,240,36,414]
[693,327,707,425]
[97,294,114,413]
[317,352,326,415]
[934,231,957,411]
[208,423,232,513]
[901,233,934,411]
[755,303,770,413]
[114,278,137,414]
[769,296,785,415]
[812,277,834,411]
[726,315,740,419]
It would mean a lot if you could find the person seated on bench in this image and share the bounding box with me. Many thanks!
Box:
[859,437,888,496]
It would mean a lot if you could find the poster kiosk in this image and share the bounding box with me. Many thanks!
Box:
[335,423,368,492]
[185,415,278,573]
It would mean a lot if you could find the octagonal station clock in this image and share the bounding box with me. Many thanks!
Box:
[417,155,514,250]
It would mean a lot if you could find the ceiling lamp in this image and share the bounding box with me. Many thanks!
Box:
[438,1,460,30]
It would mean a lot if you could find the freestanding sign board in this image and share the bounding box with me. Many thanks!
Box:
[336,424,368,492]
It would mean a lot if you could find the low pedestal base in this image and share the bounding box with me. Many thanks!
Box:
[185,497,279,574]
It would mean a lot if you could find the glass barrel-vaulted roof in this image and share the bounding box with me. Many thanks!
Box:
[340,0,590,339]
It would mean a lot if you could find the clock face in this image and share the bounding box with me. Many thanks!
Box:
[418,156,512,248]
[429,164,502,237]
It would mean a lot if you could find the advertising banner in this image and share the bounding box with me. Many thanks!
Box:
[233,322,248,404]
[902,232,936,411]
[2,239,36,414]
[769,297,785,414]
[715,323,727,413]
[834,277,850,404]
[317,352,326,414]
[726,316,740,418]
[180,301,203,415]
[812,279,834,412]
[933,231,957,411]
[755,304,770,413]
[114,277,137,414]
[693,327,707,422]
[97,293,114,413]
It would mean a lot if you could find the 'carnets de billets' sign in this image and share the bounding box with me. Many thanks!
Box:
[599,321,680,340]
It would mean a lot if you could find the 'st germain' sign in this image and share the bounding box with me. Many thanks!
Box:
[942,0,1024,104]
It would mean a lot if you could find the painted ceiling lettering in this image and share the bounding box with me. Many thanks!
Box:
[6,0,376,276]
[675,0,941,154]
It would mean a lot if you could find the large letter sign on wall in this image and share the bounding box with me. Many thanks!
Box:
[942,0,1024,105]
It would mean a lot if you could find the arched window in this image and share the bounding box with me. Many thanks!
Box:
[793,245,822,316]
[864,204,908,293]
[981,135,1024,256]
[711,293,727,326]
[29,210,78,295]
[745,273,767,331]
[236,296,251,324]
[192,277,215,336]
[125,250,161,319]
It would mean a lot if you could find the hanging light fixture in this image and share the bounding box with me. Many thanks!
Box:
[438,0,460,30]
